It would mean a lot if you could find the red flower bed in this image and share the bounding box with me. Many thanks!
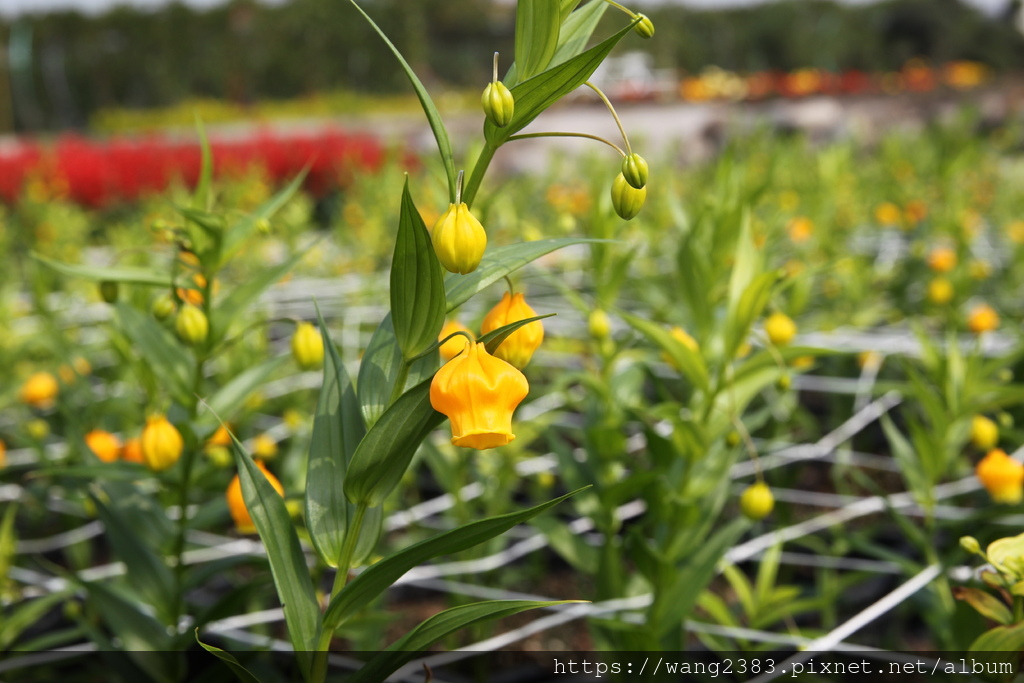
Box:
[0,127,391,208]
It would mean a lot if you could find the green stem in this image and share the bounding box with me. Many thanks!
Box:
[315,503,369,667]
[461,142,497,210]
[584,81,632,155]
[389,359,411,406]
[507,131,625,157]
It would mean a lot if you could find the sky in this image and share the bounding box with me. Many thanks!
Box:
[0,0,1012,17]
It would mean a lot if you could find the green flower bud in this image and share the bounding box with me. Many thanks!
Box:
[621,153,649,189]
[482,81,515,128]
[777,373,792,391]
[175,303,209,346]
[588,309,611,340]
[99,281,119,304]
[610,173,646,220]
[740,482,774,520]
[634,13,655,39]
[152,293,176,321]
[960,536,982,556]
[726,431,741,447]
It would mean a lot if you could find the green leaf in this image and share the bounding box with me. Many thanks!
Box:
[221,170,307,264]
[347,600,577,683]
[514,0,560,82]
[954,587,1013,626]
[621,311,709,391]
[550,0,607,67]
[348,0,456,200]
[305,305,379,567]
[446,238,607,312]
[0,592,69,650]
[91,493,176,624]
[969,621,1024,652]
[725,271,778,360]
[32,252,171,286]
[480,313,555,357]
[344,378,444,507]
[193,116,213,211]
[195,630,265,683]
[199,356,290,431]
[391,178,446,360]
[114,303,192,405]
[485,22,635,145]
[82,580,172,667]
[231,434,320,675]
[356,315,439,427]
[325,488,585,629]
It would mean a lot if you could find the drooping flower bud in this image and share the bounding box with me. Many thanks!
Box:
[291,322,324,371]
[960,536,982,556]
[621,153,648,189]
[971,415,999,451]
[588,309,612,340]
[740,482,774,520]
[226,459,285,534]
[481,292,544,369]
[438,320,472,361]
[633,13,655,38]
[610,173,646,220]
[430,341,530,450]
[85,429,122,463]
[141,415,184,472]
[764,312,797,347]
[482,80,515,128]
[99,281,119,304]
[431,203,487,275]
[176,304,209,346]
[976,449,1024,504]
[152,293,177,321]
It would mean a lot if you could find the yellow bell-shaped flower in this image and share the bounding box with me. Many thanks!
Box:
[480,292,544,369]
[430,341,529,450]
[438,320,471,361]
[431,203,487,275]
[141,415,184,472]
[226,460,285,534]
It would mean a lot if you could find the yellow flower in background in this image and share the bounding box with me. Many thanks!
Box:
[740,482,774,520]
[926,277,953,305]
[967,303,999,334]
[481,292,544,369]
[588,309,612,340]
[58,357,91,384]
[291,322,324,371]
[0,439,6,468]
[226,459,285,534]
[431,202,487,275]
[764,312,797,347]
[663,326,699,366]
[976,449,1024,504]
[141,415,184,471]
[787,216,813,243]
[430,341,529,450]
[438,320,471,361]
[971,415,999,451]
[207,424,232,449]
[20,372,59,410]
[251,434,279,460]
[927,247,957,273]
[1006,220,1024,244]
[874,202,901,226]
[84,429,122,463]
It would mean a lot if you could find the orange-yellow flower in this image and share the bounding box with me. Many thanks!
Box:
[207,424,232,449]
[480,292,544,369]
[927,247,957,273]
[927,277,953,305]
[84,429,122,463]
[438,320,471,361]
[141,415,184,471]
[122,437,145,464]
[20,372,59,410]
[874,202,901,226]
[967,303,999,334]
[976,449,1024,504]
[0,439,6,468]
[430,341,529,450]
[787,216,813,243]
[226,459,285,534]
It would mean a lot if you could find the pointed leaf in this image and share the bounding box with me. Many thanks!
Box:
[114,303,192,404]
[32,253,171,286]
[392,179,446,359]
[969,621,1024,652]
[196,631,265,683]
[621,311,709,391]
[325,488,585,629]
[0,592,70,649]
[514,0,560,82]
[356,315,439,427]
[82,579,172,659]
[231,434,320,673]
[200,356,290,430]
[193,117,213,211]
[222,170,307,264]
[480,313,555,356]
[953,587,1013,626]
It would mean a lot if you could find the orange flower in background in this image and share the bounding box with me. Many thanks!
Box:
[903,200,928,225]
[438,320,471,361]
[122,437,145,464]
[20,372,59,410]
[207,424,232,449]
[874,202,901,226]
[58,357,92,384]
[430,341,529,450]
[480,292,544,369]
[84,429,122,463]
[976,449,1024,504]
[787,216,813,243]
[0,439,6,468]
[967,303,999,334]
[927,247,957,273]
[141,415,184,471]
[226,460,285,534]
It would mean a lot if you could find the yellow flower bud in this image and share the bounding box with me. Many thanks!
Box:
[431,203,487,275]
[291,322,324,371]
[99,281,119,304]
[430,341,529,450]
[438,320,472,361]
[633,13,655,38]
[726,431,741,447]
[481,292,544,369]
[621,153,649,189]
[226,459,284,534]
[85,429,122,463]
[610,173,646,220]
[927,277,953,305]
[141,415,184,472]
[976,449,1024,505]
[481,80,515,128]
[27,419,49,441]
[588,309,612,340]
[764,312,797,347]
[971,415,999,451]
[740,482,774,520]
[967,303,999,334]
[777,373,792,390]
[252,434,279,460]
[20,372,59,410]
[176,304,209,346]
[152,293,177,321]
